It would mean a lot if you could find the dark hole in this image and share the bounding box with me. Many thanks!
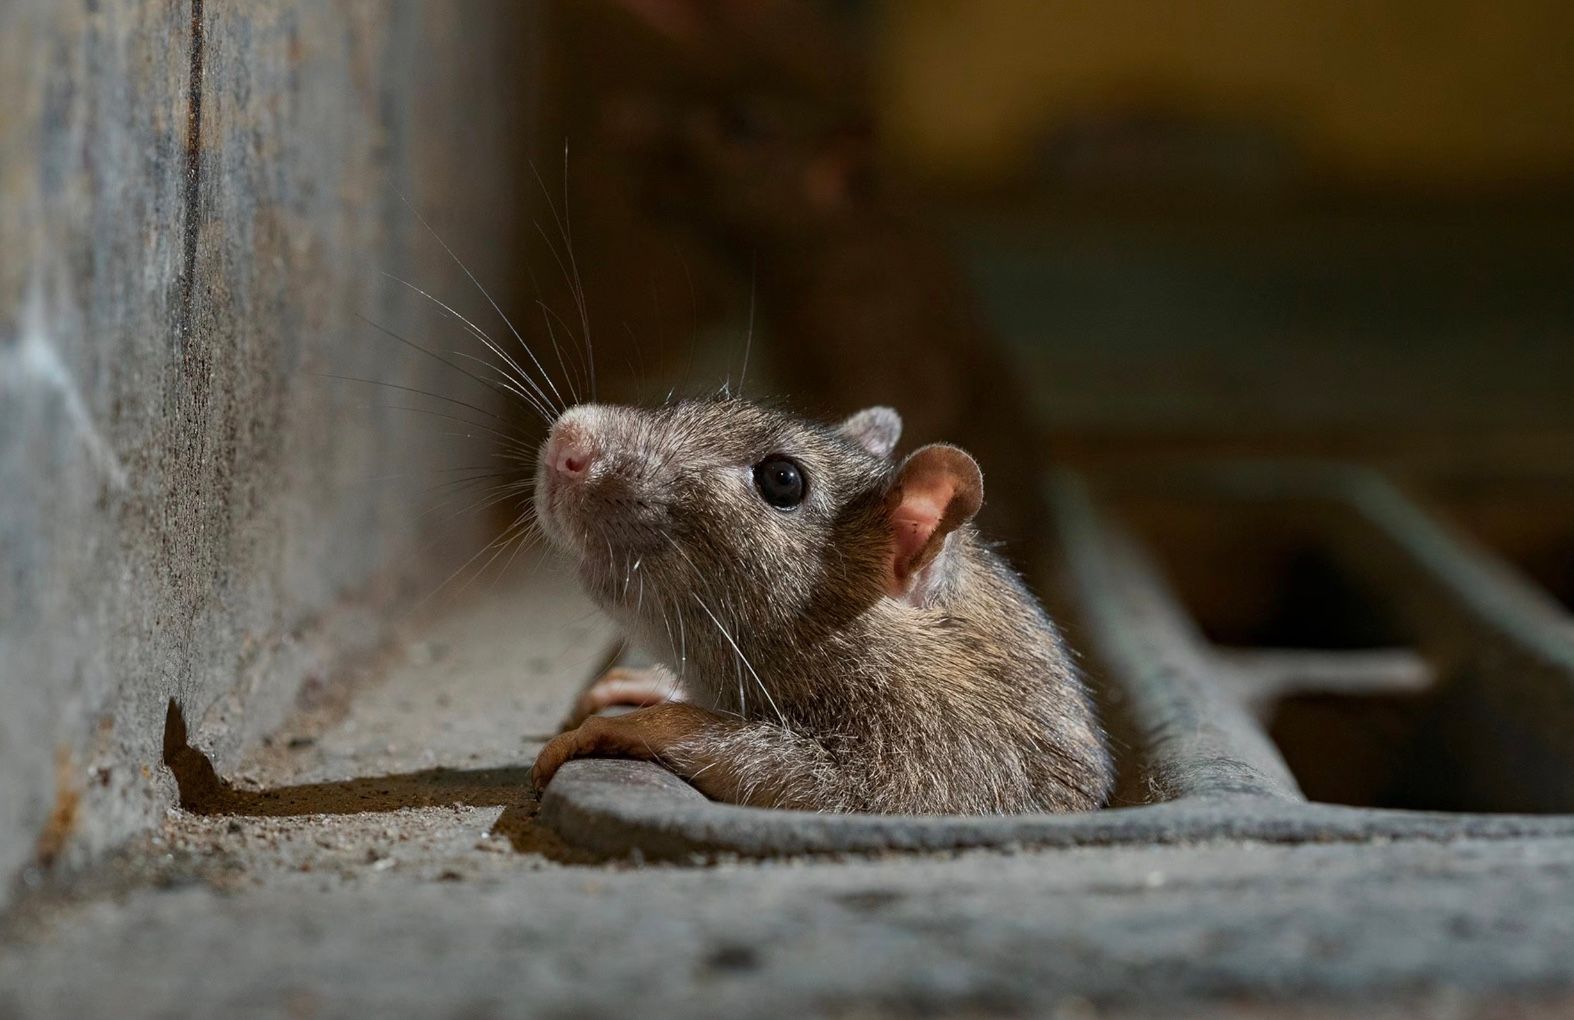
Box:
[1211,547,1403,648]
[1269,685,1574,814]
[1120,499,1408,649]
[1269,690,1437,808]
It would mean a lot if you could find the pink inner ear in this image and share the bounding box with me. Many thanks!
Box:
[889,486,949,586]
[885,444,983,597]
[894,500,938,582]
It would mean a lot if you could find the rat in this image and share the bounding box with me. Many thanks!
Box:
[529,398,1113,814]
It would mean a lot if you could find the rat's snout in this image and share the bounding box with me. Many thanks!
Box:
[537,403,669,562]
[544,420,600,481]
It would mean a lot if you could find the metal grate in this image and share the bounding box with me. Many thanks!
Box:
[537,465,1574,860]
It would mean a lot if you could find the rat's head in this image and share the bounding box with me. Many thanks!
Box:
[535,399,983,636]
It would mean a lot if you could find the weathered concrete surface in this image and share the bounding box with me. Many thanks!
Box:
[9,838,1574,1018]
[4,558,1574,1018]
[0,1,538,905]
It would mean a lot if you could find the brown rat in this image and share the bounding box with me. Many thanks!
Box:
[530,398,1112,814]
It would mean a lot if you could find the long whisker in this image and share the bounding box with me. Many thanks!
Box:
[676,598,687,682]
[421,503,539,606]
[738,257,756,398]
[532,221,592,397]
[691,591,785,728]
[520,257,582,406]
[529,150,595,401]
[471,507,545,595]
[344,398,539,459]
[353,312,535,415]
[497,516,546,578]
[446,347,557,424]
[393,188,568,415]
[316,372,509,427]
[535,299,591,405]
[424,480,535,527]
[375,276,560,423]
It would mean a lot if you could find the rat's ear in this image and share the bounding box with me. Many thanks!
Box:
[840,406,902,458]
[884,444,983,603]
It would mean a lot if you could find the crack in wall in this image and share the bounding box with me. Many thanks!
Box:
[176,0,205,359]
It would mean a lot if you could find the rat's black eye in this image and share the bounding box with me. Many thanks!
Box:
[753,456,806,510]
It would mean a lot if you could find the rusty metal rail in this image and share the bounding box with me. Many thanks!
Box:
[538,464,1574,859]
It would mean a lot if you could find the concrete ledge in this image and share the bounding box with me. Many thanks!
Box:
[539,759,1574,861]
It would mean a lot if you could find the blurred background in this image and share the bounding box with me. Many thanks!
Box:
[2,0,1572,922]
[556,0,1574,459]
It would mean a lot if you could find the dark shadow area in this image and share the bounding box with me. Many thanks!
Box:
[1038,589,1149,809]
[1269,690,1439,809]
[1118,497,1409,649]
[161,699,564,854]
[1269,682,1574,815]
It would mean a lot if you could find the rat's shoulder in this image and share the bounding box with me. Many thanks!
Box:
[921,531,1043,616]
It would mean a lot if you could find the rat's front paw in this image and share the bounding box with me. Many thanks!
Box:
[558,665,682,732]
[532,703,713,791]
[532,713,653,790]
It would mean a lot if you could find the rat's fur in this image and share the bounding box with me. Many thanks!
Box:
[534,398,1112,814]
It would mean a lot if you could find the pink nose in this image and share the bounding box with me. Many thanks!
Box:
[546,428,598,479]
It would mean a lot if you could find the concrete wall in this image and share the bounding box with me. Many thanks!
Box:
[0,1,538,903]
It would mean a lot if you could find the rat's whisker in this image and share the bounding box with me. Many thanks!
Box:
[367,285,556,419]
[353,312,539,416]
[316,372,510,427]
[459,505,542,597]
[446,347,556,424]
[529,148,595,402]
[656,599,677,669]
[519,253,583,407]
[691,590,784,729]
[422,480,533,526]
[532,221,593,400]
[738,257,756,398]
[676,599,687,682]
[343,401,537,462]
[407,470,511,502]
[393,187,568,416]
[444,316,561,422]
[419,502,534,608]
[481,507,545,586]
[534,299,583,408]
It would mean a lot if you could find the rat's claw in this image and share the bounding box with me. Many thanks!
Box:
[558,665,682,732]
[532,715,640,790]
[532,704,711,791]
